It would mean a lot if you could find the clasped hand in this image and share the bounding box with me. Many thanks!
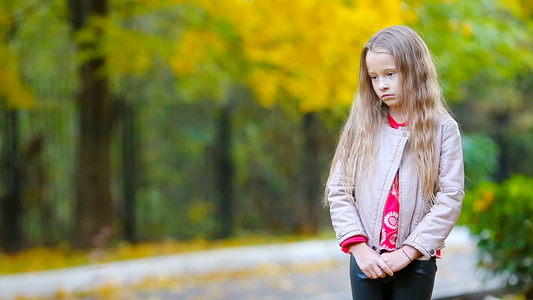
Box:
[350,243,412,279]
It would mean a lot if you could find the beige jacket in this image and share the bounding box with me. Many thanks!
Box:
[327,116,464,259]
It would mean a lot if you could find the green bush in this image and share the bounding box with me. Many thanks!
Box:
[461,133,499,190]
[463,175,533,294]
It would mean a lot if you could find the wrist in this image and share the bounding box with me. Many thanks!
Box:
[349,242,367,254]
[401,245,420,260]
[401,248,412,262]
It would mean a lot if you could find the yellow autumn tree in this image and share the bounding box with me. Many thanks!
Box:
[61,0,413,237]
[171,0,410,112]
[0,2,34,109]
[167,0,413,234]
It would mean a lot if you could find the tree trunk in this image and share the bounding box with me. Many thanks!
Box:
[68,0,115,248]
[294,112,322,234]
[0,3,24,253]
[118,97,137,243]
[214,103,234,239]
[1,109,23,252]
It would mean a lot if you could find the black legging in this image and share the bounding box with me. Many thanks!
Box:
[350,255,437,300]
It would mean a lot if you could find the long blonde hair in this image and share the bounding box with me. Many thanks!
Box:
[325,25,450,206]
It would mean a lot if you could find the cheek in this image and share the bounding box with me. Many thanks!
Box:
[394,77,402,91]
[394,80,403,96]
[371,82,380,94]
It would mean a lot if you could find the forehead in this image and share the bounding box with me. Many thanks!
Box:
[365,51,396,73]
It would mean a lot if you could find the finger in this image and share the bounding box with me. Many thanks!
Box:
[378,259,394,276]
[364,268,377,279]
[367,269,377,279]
[379,268,387,278]
[372,266,384,279]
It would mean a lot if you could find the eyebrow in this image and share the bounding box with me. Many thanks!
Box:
[368,68,397,74]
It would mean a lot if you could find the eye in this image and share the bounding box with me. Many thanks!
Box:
[369,75,378,80]
[387,72,396,77]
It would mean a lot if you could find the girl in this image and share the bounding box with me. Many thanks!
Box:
[325,25,464,300]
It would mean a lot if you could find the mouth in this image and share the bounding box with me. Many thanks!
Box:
[382,94,395,100]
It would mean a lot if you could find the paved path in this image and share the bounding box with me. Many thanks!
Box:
[135,229,504,300]
[0,227,505,299]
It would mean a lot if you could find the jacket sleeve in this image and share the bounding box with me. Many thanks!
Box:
[328,161,367,245]
[402,120,465,259]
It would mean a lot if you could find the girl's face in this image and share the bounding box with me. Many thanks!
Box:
[366,51,401,112]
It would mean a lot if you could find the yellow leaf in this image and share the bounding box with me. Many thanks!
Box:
[461,22,473,37]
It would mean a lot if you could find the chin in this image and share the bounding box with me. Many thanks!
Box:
[383,101,398,108]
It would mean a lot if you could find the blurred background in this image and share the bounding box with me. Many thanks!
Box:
[0,0,532,297]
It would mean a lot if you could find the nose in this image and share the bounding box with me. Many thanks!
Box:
[379,79,389,91]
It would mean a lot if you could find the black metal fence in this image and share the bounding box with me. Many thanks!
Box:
[0,79,336,250]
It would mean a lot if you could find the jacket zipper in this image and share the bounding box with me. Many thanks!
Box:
[375,138,405,251]
[395,135,408,250]
[396,165,402,249]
